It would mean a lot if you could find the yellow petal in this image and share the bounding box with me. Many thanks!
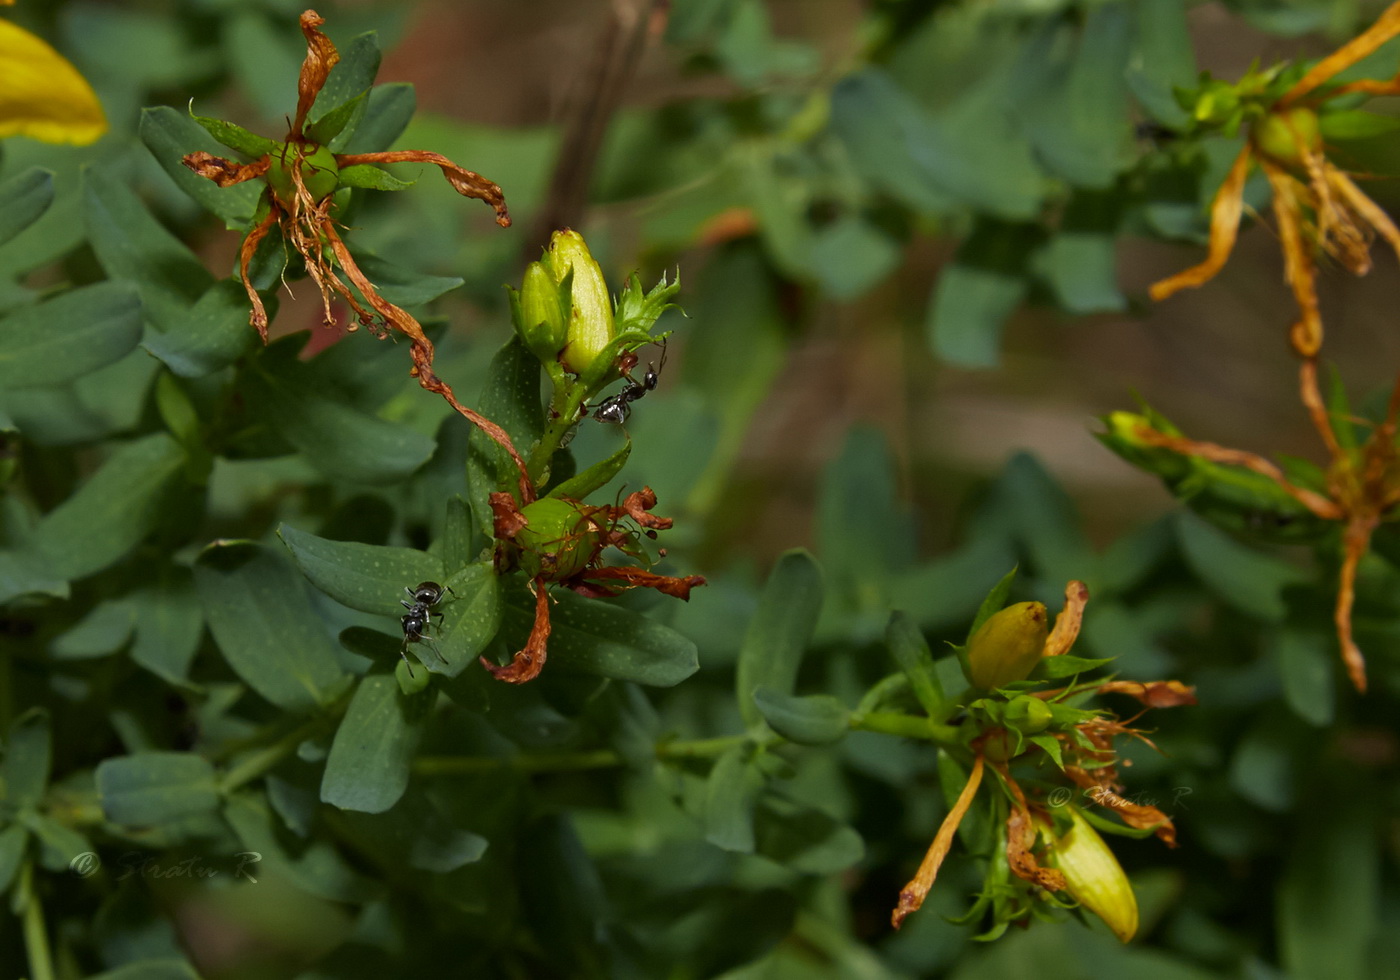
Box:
[0,20,107,145]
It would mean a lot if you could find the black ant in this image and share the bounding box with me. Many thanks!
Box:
[399,580,453,675]
[591,341,667,425]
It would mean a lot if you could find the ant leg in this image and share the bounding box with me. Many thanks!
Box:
[399,638,417,677]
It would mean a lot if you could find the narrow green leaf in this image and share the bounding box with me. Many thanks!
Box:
[1126,0,1196,126]
[467,339,545,531]
[703,745,761,852]
[335,163,414,192]
[1176,512,1308,621]
[0,282,143,390]
[1319,109,1400,141]
[194,541,344,711]
[50,599,136,660]
[223,792,376,902]
[886,611,946,718]
[31,433,186,581]
[496,586,698,686]
[2,709,52,807]
[139,106,262,227]
[309,32,381,125]
[88,961,201,980]
[245,355,436,486]
[1273,629,1335,727]
[142,279,256,378]
[548,438,631,500]
[96,753,219,826]
[736,549,824,731]
[338,83,416,155]
[129,575,205,685]
[278,523,443,616]
[433,562,501,678]
[25,812,91,872]
[752,687,849,745]
[353,252,462,307]
[189,107,279,158]
[928,221,1037,368]
[309,91,370,147]
[0,825,27,894]
[753,796,864,874]
[321,672,432,813]
[0,168,54,247]
[1034,654,1114,679]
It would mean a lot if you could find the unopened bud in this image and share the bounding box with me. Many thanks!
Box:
[545,230,615,378]
[966,602,1048,690]
[1004,694,1053,734]
[1254,106,1322,169]
[268,141,340,208]
[1043,807,1139,943]
[512,261,569,363]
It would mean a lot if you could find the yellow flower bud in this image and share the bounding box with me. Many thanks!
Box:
[1043,807,1139,943]
[545,230,615,377]
[966,602,1048,690]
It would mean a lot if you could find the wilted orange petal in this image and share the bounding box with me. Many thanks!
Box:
[0,20,107,145]
[1280,0,1400,107]
[292,10,339,138]
[1150,144,1254,301]
[482,583,552,684]
[892,754,984,929]
[1336,518,1374,692]
[336,151,511,227]
[1096,680,1197,708]
[1043,581,1089,658]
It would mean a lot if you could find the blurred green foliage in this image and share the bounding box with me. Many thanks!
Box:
[3,0,1400,978]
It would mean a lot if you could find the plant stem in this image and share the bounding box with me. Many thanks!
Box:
[19,862,55,980]
[414,721,952,778]
[219,711,340,795]
[527,380,589,484]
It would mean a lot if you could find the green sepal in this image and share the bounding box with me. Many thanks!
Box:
[188,103,278,158]
[335,163,415,192]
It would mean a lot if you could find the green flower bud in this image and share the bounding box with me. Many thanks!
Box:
[515,497,602,581]
[513,261,569,363]
[1254,106,1322,169]
[1003,694,1054,735]
[545,230,615,377]
[268,141,340,208]
[966,602,1048,690]
[1043,807,1139,943]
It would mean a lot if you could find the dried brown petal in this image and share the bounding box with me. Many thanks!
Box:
[578,565,705,599]
[892,754,984,929]
[482,583,551,684]
[1096,680,1198,708]
[1043,581,1088,658]
[292,10,339,138]
[336,151,511,227]
[182,151,270,187]
[1149,144,1252,301]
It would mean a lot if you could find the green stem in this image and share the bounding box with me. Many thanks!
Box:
[219,711,340,795]
[415,732,757,777]
[850,711,960,745]
[19,862,55,980]
[527,378,589,484]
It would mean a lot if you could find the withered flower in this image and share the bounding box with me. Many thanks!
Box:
[484,487,705,683]
[892,581,1190,936]
[182,9,530,498]
[1151,1,1400,358]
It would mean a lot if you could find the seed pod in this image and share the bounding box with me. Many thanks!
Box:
[1254,106,1322,169]
[268,141,340,207]
[514,497,602,581]
[513,261,569,363]
[545,230,615,378]
[966,602,1048,690]
[1043,807,1139,943]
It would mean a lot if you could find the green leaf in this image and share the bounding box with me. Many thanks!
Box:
[96,753,219,826]
[0,167,54,247]
[703,745,761,852]
[245,350,436,486]
[335,784,488,872]
[138,106,262,227]
[25,812,91,872]
[805,215,902,300]
[1176,512,1308,621]
[88,961,201,980]
[885,611,946,718]
[194,541,345,711]
[1279,787,1378,980]
[0,825,27,894]
[1034,654,1114,679]
[321,672,433,814]
[548,438,631,500]
[142,279,256,378]
[335,163,414,192]
[309,32,381,127]
[496,585,698,686]
[2,709,51,808]
[752,687,849,745]
[432,562,501,678]
[50,599,135,660]
[467,339,545,529]
[0,282,143,390]
[735,549,824,731]
[278,523,443,616]
[189,107,279,158]
[223,792,376,902]
[129,575,205,685]
[928,220,1038,368]
[752,795,864,874]
[1273,628,1335,727]
[1126,0,1196,126]
[30,433,186,581]
[1319,109,1400,141]
[353,252,462,307]
[967,567,1018,641]
[338,83,416,155]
